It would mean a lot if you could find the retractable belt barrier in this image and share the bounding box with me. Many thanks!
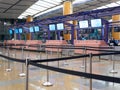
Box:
[0,44,120,84]
[0,44,117,53]
[30,61,120,83]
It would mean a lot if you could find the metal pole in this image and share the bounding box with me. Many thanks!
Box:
[84,47,87,73]
[57,46,60,67]
[14,44,16,58]
[19,46,26,77]
[39,45,42,59]
[6,46,12,72]
[64,45,69,65]
[43,50,53,86]
[81,46,85,68]
[25,57,29,90]
[110,46,117,74]
[89,53,92,90]
[46,51,49,82]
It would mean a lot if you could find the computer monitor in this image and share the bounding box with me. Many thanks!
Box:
[34,26,39,32]
[29,27,34,32]
[19,28,23,34]
[9,29,13,34]
[91,19,102,28]
[114,27,120,32]
[49,24,55,31]
[79,20,89,28]
[57,23,64,30]
[15,29,19,34]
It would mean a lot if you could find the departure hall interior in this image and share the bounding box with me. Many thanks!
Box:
[1,0,120,90]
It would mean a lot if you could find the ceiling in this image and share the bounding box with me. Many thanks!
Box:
[37,0,120,20]
[0,0,38,19]
[0,0,120,19]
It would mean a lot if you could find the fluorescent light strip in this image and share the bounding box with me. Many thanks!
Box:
[33,5,63,18]
[18,0,63,19]
[105,2,119,7]
[97,6,108,9]
[94,1,120,10]
[73,0,89,4]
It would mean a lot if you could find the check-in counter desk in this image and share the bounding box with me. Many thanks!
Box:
[6,40,25,49]
[74,40,108,54]
[45,40,68,52]
[5,40,43,50]
[25,40,42,50]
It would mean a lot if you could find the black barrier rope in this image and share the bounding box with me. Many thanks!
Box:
[31,54,89,63]
[0,45,45,53]
[0,54,25,63]
[0,47,120,84]
[45,46,117,53]
[1,44,118,53]
[1,45,117,54]
[30,51,120,63]
[29,61,120,84]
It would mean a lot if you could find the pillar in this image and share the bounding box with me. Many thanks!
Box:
[26,15,33,40]
[112,15,120,40]
[73,20,77,39]
[63,1,73,41]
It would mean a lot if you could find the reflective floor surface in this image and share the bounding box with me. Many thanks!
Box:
[0,49,120,90]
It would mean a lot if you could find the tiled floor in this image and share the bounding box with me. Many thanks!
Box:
[0,48,120,90]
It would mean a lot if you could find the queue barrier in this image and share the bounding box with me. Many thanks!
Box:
[45,40,68,52]
[0,44,120,90]
[74,40,108,54]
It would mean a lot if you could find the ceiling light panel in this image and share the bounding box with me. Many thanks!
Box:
[30,5,46,11]
[18,0,64,19]
[116,1,120,4]
[42,0,60,5]
[21,12,33,16]
[36,0,55,7]
[73,0,89,4]
[50,0,63,3]
[34,5,63,17]
[97,6,108,9]
[25,9,39,14]
[106,2,119,7]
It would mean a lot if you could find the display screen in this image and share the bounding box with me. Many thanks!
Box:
[79,20,89,28]
[29,27,34,32]
[19,28,23,33]
[15,29,19,34]
[34,26,39,32]
[114,27,120,32]
[49,24,55,31]
[57,23,64,30]
[91,19,102,27]
[9,29,13,34]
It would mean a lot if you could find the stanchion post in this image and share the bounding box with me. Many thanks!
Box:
[43,50,53,86]
[81,46,86,68]
[57,46,60,67]
[64,45,69,65]
[19,46,26,77]
[14,44,16,58]
[39,45,42,59]
[6,46,12,72]
[25,57,29,90]
[84,47,87,72]
[89,53,92,90]
[109,46,117,74]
